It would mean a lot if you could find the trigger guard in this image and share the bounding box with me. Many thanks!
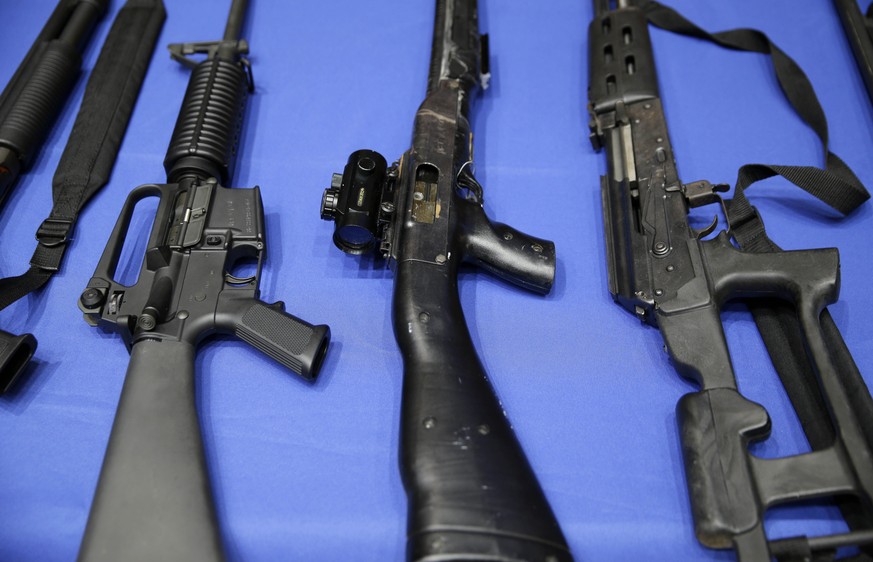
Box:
[693,215,719,239]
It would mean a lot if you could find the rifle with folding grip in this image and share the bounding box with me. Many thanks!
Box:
[320,1,572,560]
[589,1,873,560]
[77,1,330,559]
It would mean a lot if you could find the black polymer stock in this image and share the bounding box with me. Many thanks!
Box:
[589,1,873,560]
[77,1,330,559]
[320,0,572,560]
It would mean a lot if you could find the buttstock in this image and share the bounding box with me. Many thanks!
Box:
[79,339,224,562]
[701,233,840,314]
[394,259,571,561]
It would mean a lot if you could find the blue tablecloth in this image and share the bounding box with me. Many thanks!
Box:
[1,1,871,560]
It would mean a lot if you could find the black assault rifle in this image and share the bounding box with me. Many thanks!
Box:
[589,1,873,560]
[320,0,572,560]
[78,1,330,559]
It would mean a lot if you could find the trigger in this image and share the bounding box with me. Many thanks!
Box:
[693,215,719,239]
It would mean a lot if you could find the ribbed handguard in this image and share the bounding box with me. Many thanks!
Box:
[163,55,248,184]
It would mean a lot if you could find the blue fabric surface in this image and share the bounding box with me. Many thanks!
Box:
[0,1,871,560]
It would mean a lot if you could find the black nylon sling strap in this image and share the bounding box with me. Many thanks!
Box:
[0,0,165,388]
[643,3,873,559]
[642,2,870,226]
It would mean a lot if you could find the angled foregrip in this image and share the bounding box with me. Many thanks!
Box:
[394,260,572,562]
[79,339,224,562]
[461,200,556,295]
[217,297,330,380]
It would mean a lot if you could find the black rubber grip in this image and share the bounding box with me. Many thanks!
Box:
[0,329,36,393]
[79,339,224,562]
[234,301,330,380]
[164,56,248,184]
[0,41,80,163]
[460,199,556,295]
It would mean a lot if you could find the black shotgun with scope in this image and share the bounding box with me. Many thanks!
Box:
[78,1,330,559]
[320,0,572,560]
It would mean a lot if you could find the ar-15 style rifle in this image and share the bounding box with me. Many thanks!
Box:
[320,0,572,560]
[78,1,330,559]
[589,1,873,560]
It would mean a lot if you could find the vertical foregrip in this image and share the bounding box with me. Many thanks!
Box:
[79,339,224,562]
[394,261,572,562]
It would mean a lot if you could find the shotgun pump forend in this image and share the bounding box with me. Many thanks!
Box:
[0,0,108,208]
